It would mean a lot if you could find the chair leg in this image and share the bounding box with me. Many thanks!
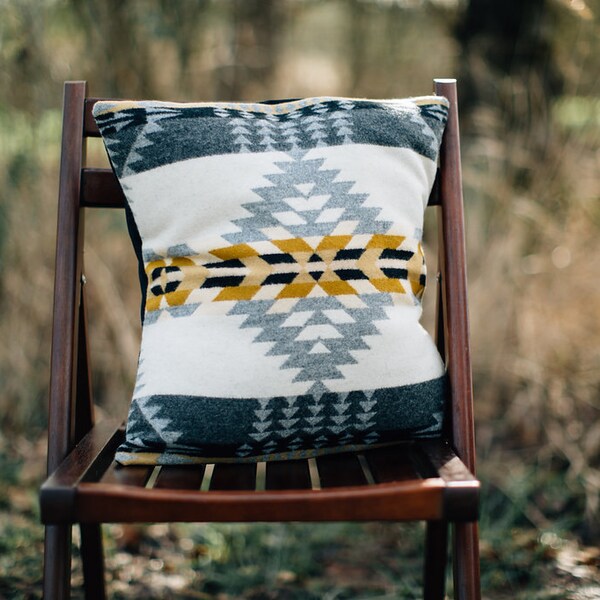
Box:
[424,520,448,600]
[80,523,107,600]
[453,522,481,600]
[43,524,72,600]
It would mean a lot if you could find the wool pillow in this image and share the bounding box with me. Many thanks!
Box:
[93,95,450,465]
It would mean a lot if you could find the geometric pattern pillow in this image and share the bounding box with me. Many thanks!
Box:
[92,95,449,465]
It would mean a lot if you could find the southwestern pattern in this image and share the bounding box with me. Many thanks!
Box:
[93,95,450,464]
[93,97,447,177]
[144,234,426,312]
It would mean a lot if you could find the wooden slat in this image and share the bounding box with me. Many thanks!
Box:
[431,80,482,599]
[73,284,94,444]
[417,439,479,522]
[76,479,446,523]
[416,439,475,482]
[154,466,205,490]
[84,98,104,137]
[101,464,152,487]
[266,459,312,490]
[40,419,123,524]
[364,444,419,484]
[81,168,125,208]
[434,79,475,475]
[316,453,367,488]
[79,168,438,210]
[79,523,107,599]
[48,81,87,477]
[424,520,449,599]
[210,463,257,491]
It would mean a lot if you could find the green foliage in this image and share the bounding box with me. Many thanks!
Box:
[554,96,600,147]
[0,514,44,600]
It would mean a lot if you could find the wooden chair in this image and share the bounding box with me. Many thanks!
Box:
[41,78,480,599]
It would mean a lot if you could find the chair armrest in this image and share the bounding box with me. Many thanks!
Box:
[40,419,124,524]
[417,439,480,521]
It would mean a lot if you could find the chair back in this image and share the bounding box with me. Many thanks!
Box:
[47,79,475,477]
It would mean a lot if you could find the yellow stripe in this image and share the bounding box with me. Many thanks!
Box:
[93,95,449,117]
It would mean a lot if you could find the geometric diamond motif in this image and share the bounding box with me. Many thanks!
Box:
[144,233,426,309]
[142,148,430,424]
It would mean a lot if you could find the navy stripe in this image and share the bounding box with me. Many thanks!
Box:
[381,268,408,279]
[262,253,297,264]
[263,272,297,285]
[334,269,369,281]
[334,248,364,260]
[201,276,245,288]
[380,248,414,261]
[204,259,246,269]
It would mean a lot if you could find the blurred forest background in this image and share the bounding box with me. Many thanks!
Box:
[0,0,599,598]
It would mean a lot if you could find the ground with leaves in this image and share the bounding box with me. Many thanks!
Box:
[1,435,599,600]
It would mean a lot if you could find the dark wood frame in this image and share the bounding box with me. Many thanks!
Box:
[41,79,480,599]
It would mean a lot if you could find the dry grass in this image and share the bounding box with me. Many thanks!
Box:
[0,4,599,594]
[462,82,600,535]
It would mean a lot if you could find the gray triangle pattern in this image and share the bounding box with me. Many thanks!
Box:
[122,110,179,177]
[239,389,382,457]
[225,150,400,456]
[226,150,395,397]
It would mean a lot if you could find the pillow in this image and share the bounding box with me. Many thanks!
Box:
[93,95,450,465]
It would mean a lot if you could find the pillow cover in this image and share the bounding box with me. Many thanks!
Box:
[93,94,450,465]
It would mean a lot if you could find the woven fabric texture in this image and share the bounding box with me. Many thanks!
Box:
[93,95,449,464]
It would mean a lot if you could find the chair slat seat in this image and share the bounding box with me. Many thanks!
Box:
[316,452,367,487]
[40,420,478,525]
[154,465,206,490]
[101,464,152,487]
[211,462,258,491]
